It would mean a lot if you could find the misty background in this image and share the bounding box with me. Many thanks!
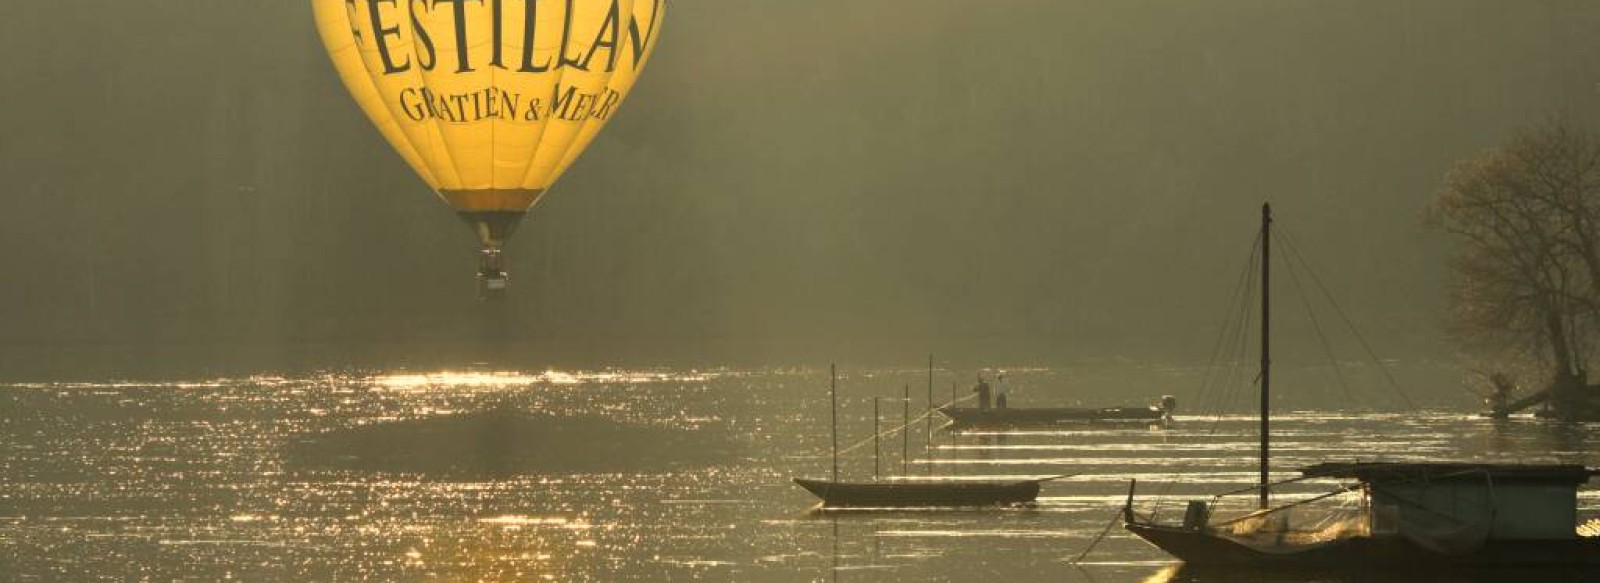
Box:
[3,1,1600,384]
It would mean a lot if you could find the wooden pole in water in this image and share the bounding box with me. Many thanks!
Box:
[831,363,839,484]
[1259,203,1272,510]
[926,354,934,476]
[873,397,881,480]
[902,383,910,477]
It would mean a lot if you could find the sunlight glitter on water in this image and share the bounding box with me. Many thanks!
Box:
[1,368,1596,582]
[477,515,575,527]
[371,369,716,391]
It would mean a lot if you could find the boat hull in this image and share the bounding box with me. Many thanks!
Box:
[792,478,1039,508]
[1125,522,1600,568]
[938,406,1163,427]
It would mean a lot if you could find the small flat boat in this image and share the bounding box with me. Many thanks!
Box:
[792,477,1041,508]
[938,403,1169,428]
[791,363,1051,509]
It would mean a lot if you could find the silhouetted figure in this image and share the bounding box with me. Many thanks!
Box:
[995,372,1010,409]
[974,376,993,410]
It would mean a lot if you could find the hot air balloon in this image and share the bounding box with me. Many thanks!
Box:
[312,0,666,296]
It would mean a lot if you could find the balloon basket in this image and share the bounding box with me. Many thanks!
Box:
[477,248,509,299]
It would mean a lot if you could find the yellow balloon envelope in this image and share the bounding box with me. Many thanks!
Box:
[312,0,666,291]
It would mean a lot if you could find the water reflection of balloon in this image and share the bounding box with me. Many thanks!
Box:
[312,0,667,296]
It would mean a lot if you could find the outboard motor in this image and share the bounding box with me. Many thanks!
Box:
[1183,500,1210,531]
[1159,395,1178,420]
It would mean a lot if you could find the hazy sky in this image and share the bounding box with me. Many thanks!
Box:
[2,1,1599,377]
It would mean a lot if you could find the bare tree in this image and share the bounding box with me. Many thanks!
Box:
[1429,120,1600,412]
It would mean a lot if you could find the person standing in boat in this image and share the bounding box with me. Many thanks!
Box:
[974,375,993,410]
[995,372,1010,409]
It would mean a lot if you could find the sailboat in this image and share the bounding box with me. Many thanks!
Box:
[792,364,1048,508]
[1122,204,1600,568]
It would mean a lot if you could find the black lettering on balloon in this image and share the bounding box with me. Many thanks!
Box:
[557,0,583,70]
[490,0,506,69]
[549,86,601,121]
[400,88,427,120]
[430,0,483,73]
[550,85,579,119]
[410,0,438,71]
[590,89,621,120]
[625,0,664,69]
[577,0,621,72]
[343,0,364,45]
[501,90,521,119]
[367,0,411,74]
[573,93,598,118]
[395,85,568,123]
[519,0,552,72]
[424,87,446,119]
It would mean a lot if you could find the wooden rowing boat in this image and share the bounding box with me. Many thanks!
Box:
[792,477,1041,507]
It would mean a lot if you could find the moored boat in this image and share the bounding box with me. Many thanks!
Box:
[1122,204,1600,569]
[793,477,1041,508]
[1125,463,1600,567]
[938,399,1172,428]
[792,363,1052,509]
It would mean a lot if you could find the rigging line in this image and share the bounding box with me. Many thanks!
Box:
[1277,226,1420,411]
[1209,484,1364,526]
[1205,301,1254,435]
[1207,473,1323,499]
[1189,231,1264,421]
[1209,238,1260,408]
[1151,232,1263,516]
[1156,234,1265,516]
[1211,242,1261,422]
[1273,230,1361,409]
[1068,507,1124,565]
[1209,230,1263,417]
[1228,258,1261,413]
[1184,232,1259,422]
[1164,233,1258,435]
[836,393,972,457]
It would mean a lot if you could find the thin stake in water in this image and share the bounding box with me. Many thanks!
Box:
[873,396,881,480]
[830,363,838,483]
[903,383,910,477]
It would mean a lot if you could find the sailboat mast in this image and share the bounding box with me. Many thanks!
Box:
[831,363,839,483]
[1259,203,1272,510]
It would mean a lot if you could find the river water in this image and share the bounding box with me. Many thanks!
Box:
[0,367,1595,581]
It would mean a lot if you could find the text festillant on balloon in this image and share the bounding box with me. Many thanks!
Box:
[349,0,665,76]
[314,0,667,195]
